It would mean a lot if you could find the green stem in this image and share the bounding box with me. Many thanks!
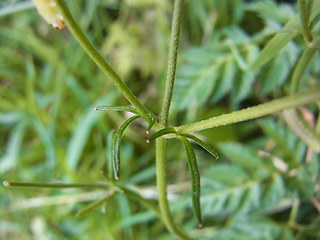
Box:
[298,0,313,42]
[290,47,316,94]
[175,88,320,134]
[289,199,300,226]
[3,181,108,189]
[160,0,184,126]
[55,0,153,120]
[156,138,191,240]
[156,1,189,238]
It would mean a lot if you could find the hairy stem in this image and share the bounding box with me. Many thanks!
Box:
[55,0,154,120]
[175,88,320,134]
[156,138,191,240]
[156,0,189,238]
[160,0,184,126]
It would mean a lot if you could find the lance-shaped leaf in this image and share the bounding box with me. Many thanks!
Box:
[112,115,140,180]
[76,192,116,216]
[149,127,177,141]
[182,134,219,159]
[180,135,202,227]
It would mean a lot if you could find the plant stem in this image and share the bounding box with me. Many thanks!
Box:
[156,0,189,238]
[290,47,316,94]
[3,181,108,189]
[160,0,184,126]
[175,88,320,134]
[298,0,313,42]
[156,138,191,240]
[55,0,154,121]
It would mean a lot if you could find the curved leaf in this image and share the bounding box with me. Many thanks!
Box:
[149,127,177,141]
[180,135,202,227]
[183,133,219,159]
[113,115,140,180]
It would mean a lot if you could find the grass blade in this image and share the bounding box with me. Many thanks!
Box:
[180,136,202,227]
[112,115,140,180]
[183,134,219,159]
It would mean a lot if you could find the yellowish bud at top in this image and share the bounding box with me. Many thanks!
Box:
[32,0,65,30]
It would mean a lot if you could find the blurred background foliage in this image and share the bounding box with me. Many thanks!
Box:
[0,0,319,239]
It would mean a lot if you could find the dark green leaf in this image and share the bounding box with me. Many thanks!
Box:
[183,133,219,159]
[112,115,140,180]
[149,127,177,141]
[180,136,202,226]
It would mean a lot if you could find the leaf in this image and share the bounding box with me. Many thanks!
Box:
[249,18,299,70]
[94,106,139,115]
[0,120,27,173]
[182,133,219,159]
[112,115,140,180]
[231,45,259,104]
[149,127,177,141]
[76,192,115,217]
[219,142,266,169]
[172,66,219,111]
[288,166,314,200]
[180,136,202,226]
[261,174,285,209]
[211,59,236,103]
[32,118,56,169]
[250,0,320,70]
[259,42,299,95]
[258,119,305,165]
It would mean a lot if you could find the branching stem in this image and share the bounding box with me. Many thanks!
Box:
[55,0,156,123]
[175,88,320,134]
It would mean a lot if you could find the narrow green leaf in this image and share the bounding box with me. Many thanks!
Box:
[183,134,219,159]
[180,136,202,227]
[0,120,27,174]
[112,115,140,180]
[219,142,265,169]
[76,192,116,217]
[94,106,139,115]
[250,18,299,70]
[149,127,177,141]
[227,41,248,70]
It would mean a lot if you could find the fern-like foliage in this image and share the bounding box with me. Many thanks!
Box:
[172,1,303,111]
[197,118,318,239]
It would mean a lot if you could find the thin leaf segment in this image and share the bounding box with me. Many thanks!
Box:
[149,127,219,223]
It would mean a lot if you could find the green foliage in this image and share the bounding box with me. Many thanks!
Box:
[1,0,320,239]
